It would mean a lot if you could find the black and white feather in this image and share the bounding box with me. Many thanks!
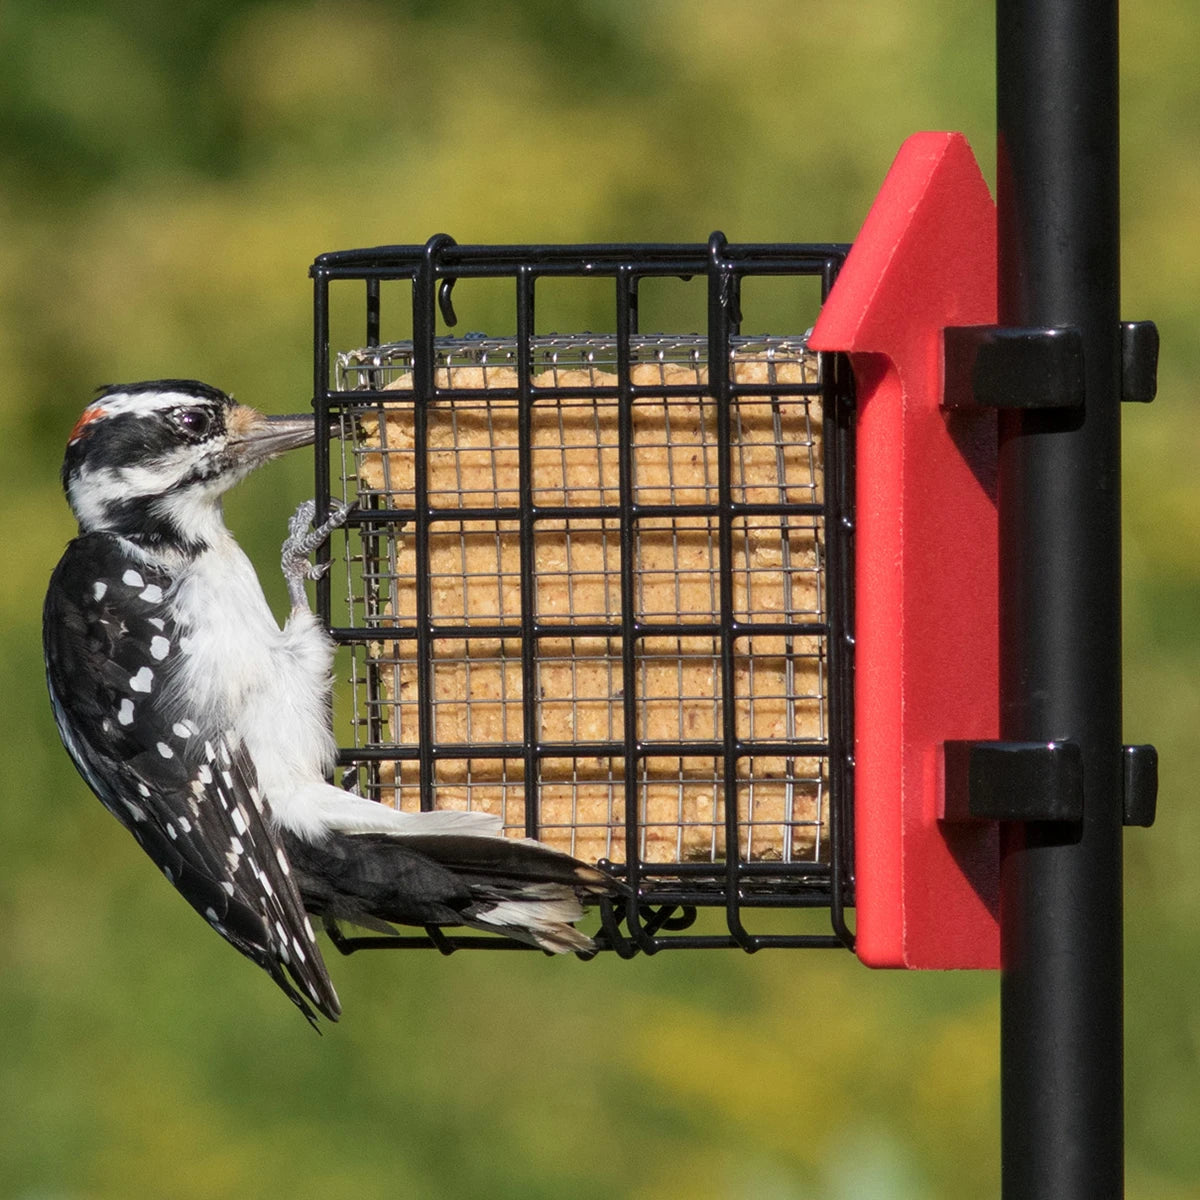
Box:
[44,380,615,1026]
[44,533,337,1022]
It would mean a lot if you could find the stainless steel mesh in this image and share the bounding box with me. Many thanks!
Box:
[329,334,830,871]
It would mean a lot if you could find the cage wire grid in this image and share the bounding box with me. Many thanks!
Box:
[310,235,856,954]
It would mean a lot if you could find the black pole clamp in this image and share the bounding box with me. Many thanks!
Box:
[943,739,1157,826]
[943,320,1158,409]
[939,316,1159,832]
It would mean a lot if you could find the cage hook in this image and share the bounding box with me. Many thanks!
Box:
[596,895,639,958]
[438,278,459,328]
[707,230,743,328]
[421,233,459,328]
[424,924,458,955]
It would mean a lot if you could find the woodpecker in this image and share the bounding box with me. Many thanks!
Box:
[44,380,615,1026]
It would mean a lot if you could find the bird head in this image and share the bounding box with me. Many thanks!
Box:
[61,380,320,553]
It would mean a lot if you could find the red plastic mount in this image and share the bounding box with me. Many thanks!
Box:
[809,132,1001,968]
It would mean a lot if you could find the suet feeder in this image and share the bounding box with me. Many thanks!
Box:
[309,133,1023,965]
[308,3,1160,1192]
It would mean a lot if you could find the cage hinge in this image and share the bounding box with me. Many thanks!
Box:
[1122,743,1158,827]
[942,320,1158,409]
[942,739,1084,822]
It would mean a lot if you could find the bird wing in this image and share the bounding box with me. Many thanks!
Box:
[43,533,340,1025]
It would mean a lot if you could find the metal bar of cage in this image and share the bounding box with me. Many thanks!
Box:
[310,236,857,954]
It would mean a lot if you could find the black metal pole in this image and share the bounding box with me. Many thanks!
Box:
[996,2,1124,1197]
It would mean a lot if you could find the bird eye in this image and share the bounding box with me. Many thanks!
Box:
[176,408,212,438]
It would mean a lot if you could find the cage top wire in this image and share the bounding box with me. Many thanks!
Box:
[337,332,815,384]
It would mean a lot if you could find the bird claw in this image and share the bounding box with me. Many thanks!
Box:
[281,499,353,609]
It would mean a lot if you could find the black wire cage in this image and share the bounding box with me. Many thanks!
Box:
[310,234,857,955]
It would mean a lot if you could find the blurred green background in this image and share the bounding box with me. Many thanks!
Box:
[2,2,1196,1197]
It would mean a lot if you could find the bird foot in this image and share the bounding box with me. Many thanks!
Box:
[282,499,352,609]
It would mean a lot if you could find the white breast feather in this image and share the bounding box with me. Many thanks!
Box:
[167,532,338,834]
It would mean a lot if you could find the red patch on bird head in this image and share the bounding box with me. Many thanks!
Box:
[68,405,108,445]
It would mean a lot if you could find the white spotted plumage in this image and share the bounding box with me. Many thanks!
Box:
[45,380,617,1027]
[44,381,341,1025]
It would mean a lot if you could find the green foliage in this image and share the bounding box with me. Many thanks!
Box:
[3,1,1197,1196]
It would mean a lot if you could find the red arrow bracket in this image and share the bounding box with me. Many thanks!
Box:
[809,132,1001,968]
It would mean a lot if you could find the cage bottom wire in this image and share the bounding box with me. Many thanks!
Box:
[312,240,854,952]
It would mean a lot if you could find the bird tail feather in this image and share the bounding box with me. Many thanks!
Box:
[281,823,622,955]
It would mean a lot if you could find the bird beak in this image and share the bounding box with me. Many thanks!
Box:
[227,406,332,466]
